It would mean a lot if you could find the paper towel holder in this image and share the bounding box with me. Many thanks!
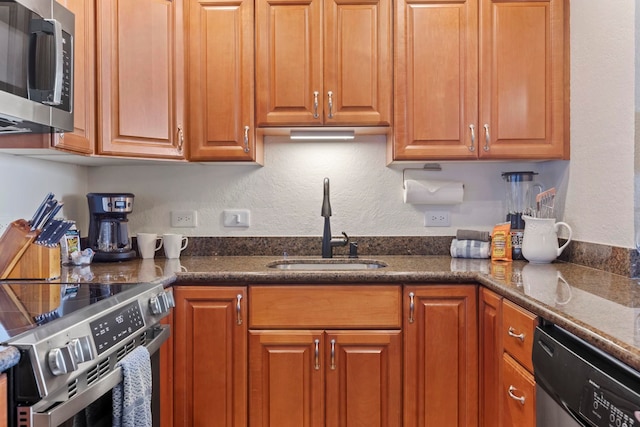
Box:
[402,163,443,189]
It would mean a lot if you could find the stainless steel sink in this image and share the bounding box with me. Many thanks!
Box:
[267,259,387,271]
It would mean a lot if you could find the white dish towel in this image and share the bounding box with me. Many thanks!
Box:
[112,346,152,427]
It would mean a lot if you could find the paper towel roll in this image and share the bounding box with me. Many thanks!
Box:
[403,179,464,205]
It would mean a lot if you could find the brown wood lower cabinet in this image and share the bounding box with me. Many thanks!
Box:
[173,286,247,427]
[249,330,401,427]
[168,283,485,427]
[480,288,538,427]
[0,373,6,427]
[248,285,402,427]
[404,285,478,427]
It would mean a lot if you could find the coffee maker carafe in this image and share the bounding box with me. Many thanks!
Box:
[87,193,136,262]
[501,172,542,259]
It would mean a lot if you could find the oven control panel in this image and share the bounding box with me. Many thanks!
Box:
[90,300,145,355]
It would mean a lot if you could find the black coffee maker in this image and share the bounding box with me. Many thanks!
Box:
[87,193,137,262]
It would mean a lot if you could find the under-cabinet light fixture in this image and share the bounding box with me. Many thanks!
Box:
[289,130,355,141]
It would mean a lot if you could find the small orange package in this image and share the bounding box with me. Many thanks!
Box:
[490,222,512,262]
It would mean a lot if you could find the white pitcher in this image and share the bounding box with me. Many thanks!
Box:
[521,215,572,263]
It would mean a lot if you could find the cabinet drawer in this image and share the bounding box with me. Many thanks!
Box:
[502,300,537,372]
[502,353,536,427]
[249,285,401,328]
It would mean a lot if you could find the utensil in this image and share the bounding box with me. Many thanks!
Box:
[535,188,556,218]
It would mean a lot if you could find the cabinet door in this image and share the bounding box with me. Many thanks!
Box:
[502,353,536,427]
[159,313,174,427]
[174,286,247,427]
[187,0,259,161]
[324,0,392,126]
[52,0,95,155]
[479,0,566,159]
[256,0,323,126]
[404,285,478,427]
[249,330,325,427]
[325,331,401,427]
[0,373,6,427]
[479,288,503,427]
[97,0,185,159]
[394,0,478,160]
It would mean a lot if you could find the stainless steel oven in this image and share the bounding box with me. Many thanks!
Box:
[533,322,640,427]
[0,281,174,427]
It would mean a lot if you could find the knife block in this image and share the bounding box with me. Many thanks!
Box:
[0,220,38,279]
[6,244,61,280]
[0,220,61,280]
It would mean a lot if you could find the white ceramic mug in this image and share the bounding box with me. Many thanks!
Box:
[163,234,189,259]
[137,233,163,259]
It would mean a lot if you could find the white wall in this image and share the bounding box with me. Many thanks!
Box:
[1,0,636,249]
[0,154,89,231]
[87,139,551,237]
[565,0,635,248]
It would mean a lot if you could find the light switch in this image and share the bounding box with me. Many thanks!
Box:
[223,209,251,227]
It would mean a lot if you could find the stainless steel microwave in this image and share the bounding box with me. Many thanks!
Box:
[0,0,74,135]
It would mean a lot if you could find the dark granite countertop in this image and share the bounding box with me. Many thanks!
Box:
[2,255,639,374]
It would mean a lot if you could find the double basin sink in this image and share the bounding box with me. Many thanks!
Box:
[268,259,387,271]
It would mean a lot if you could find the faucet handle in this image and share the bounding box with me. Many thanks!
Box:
[341,231,349,242]
[349,242,358,258]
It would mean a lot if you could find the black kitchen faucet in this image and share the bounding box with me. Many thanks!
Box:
[321,177,349,258]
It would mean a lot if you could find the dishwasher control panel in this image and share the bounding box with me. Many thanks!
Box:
[580,376,639,427]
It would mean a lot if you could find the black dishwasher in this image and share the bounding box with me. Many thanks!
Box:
[533,322,640,427]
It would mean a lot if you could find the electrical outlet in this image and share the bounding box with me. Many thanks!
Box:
[425,211,450,227]
[171,210,198,227]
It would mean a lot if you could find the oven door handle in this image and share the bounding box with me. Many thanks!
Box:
[26,325,170,427]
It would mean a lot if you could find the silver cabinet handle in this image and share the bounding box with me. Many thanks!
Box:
[327,91,334,119]
[313,91,320,119]
[330,339,336,370]
[508,385,526,405]
[468,124,476,152]
[409,292,415,324]
[314,339,320,370]
[507,327,525,342]
[177,125,184,153]
[236,294,243,325]
[243,126,250,153]
[483,124,490,151]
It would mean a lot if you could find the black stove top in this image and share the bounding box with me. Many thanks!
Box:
[0,282,143,341]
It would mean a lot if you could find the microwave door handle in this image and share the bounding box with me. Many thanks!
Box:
[29,18,64,106]
[44,19,64,106]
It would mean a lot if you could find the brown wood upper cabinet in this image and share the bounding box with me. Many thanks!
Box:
[255,0,392,127]
[186,0,262,162]
[393,0,567,161]
[97,0,186,160]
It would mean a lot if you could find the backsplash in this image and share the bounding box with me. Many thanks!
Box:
[131,235,640,278]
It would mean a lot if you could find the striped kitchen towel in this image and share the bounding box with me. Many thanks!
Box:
[450,239,491,259]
